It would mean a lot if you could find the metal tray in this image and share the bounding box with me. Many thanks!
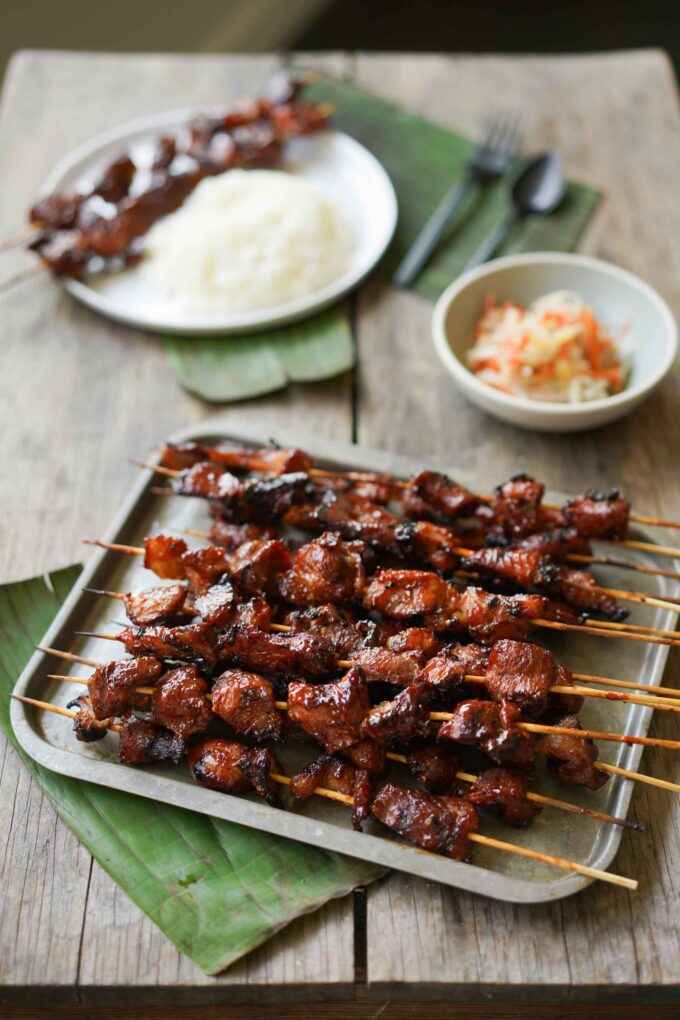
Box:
[10,423,680,903]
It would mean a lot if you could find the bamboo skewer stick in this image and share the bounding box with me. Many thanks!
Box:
[0,224,37,253]
[616,538,680,561]
[568,552,680,583]
[594,761,680,793]
[535,618,680,649]
[11,693,638,889]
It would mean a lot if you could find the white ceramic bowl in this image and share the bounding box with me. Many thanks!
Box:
[431,252,677,432]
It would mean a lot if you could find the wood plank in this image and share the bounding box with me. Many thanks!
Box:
[0,50,356,1002]
[355,50,680,1001]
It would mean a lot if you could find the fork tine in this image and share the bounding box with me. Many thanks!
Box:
[481,110,507,154]
[499,113,522,159]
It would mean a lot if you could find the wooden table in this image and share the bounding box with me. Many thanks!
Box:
[1,49,680,1013]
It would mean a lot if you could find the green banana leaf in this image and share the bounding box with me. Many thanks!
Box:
[0,567,385,974]
[162,303,354,403]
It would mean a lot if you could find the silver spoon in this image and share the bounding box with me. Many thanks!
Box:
[462,153,567,271]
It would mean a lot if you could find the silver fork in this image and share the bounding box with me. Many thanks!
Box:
[392,111,522,288]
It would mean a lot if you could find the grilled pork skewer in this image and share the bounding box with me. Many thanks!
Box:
[84,533,680,649]
[66,625,680,717]
[156,441,680,533]
[33,674,643,831]
[35,646,680,796]
[80,585,680,701]
[138,460,679,620]
[11,693,638,889]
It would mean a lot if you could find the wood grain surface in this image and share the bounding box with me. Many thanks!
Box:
[1,48,679,1008]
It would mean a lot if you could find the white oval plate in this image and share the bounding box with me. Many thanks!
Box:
[40,111,398,335]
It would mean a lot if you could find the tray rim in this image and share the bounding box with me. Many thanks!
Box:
[10,421,679,904]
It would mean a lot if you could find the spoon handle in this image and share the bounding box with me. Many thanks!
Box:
[462,213,515,272]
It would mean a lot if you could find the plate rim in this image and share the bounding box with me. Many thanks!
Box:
[40,114,399,336]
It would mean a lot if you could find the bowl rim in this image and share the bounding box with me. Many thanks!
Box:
[431,251,678,416]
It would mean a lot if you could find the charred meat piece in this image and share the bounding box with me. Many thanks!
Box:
[67,694,111,742]
[519,527,592,558]
[289,754,356,799]
[549,665,584,716]
[180,546,231,594]
[28,228,92,278]
[152,135,177,171]
[151,666,213,739]
[466,546,625,619]
[88,656,162,719]
[364,569,453,619]
[343,738,387,775]
[315,493,404,554]
[283,604,369,659]
[371,783,479,860]
[219,627,336,680]
[283,501,325,533]
[402,471,480,523]
[279,532,366,607]
[491,474,545,538]
[211,669,283,742]
[462,546,556,590]
[417,643,489,707]
[193,581,238,628]
[171,462,243,504]
[233,597,273,632]
[438,699,536,771]
[143,534,188,578]
[240,472,311,520]
[555,567,627,621]
[386,626,441,660]
[361,684,432,746]
[84,171,200,257]
[451,588,548,643]
[417,648,468,704]
[406,745,461,794]
[352,770,372,831]
[447,642,490,675]
[535,715,608,790]
[118,624,218,672]
[93,154,137,202]
[562,489,631,540]
[188,738,282,805]
[121,583,189,626]
[351,647,423,686]
[180,441,313,476]
[485,639,557,719]
[208,517,277,553]
[159,442,205,471]
[230,539,292,596]
[118,712,185,765]
[287,667,370,755]
[396,520,462,573]
[465,767,541,826]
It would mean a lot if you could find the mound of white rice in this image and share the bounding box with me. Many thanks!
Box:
[142,169,352,314]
